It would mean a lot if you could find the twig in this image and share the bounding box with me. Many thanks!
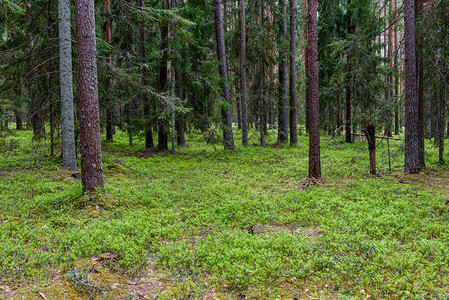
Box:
[354,133,403,141]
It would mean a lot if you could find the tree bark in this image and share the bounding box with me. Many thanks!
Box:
[345,0,354,143]
[240,0,248,147]
[16,113,23,130]
[175,71,186,146]
[214,0,235,150]
[158,0,169,151]
[75,0,105,192]
[438,1,446,164]
[289,0,298,145]
[278,0,288,143]
[363,123,376,174]
[404,0,419,174]
[105,0,114,142]
[138,0,153,149]
[394,0,399,135]
[59,0,77,171]
[259,2,265,147]
[415,0,425,167]
[345,86,352,142]
[386,0,393,138]
[307,0,321,178]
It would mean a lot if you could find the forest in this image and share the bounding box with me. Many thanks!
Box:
[0,0,449,298]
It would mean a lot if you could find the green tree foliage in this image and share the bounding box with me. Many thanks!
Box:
[318,0,387,132]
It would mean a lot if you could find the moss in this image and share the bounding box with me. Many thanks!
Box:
[105,162,128,174]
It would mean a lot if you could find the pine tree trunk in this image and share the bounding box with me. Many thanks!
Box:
[259,2,265,147]
[345,86,352,142]
[75,0,105,192]
[404,0,419,174]
[415,0,425,167]
[240,0,248,147]
[386,0,393,138]
[59,0,77,171]
[345,0,354,143]
[105,0,114,142]
[175,71,186,146]
[307,0,321,178]
[138,0,153,149]
[237,96,241,130]
[289,0,298,145]
[363,123,376,174]
[394,0,399,135]
[304,0,309,134]
[16,113,23,130]
[278,0,288,143]
[438,1,446,164]
[214,0,235,150]
[158,0,169,151]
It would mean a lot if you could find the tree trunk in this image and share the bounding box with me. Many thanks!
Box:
[138,0,153,149]
[175,71,186,146]
[404,0,419,174]
[438,1,446,164]
[363,123,376,174]
[394,0,399,135]
[158,0,169,151]
[307,0,321,178]
[345,86,352,142]
[345,0,354,143]
[75,0,105,192]
[278,0,288,143]
[16,113,23,130]
[214,0,235,150]
[289,0,298,145]
[386,0,393,138]
[415,0,424,167]
[105,0,114,142]
[304,0,309,134]
[59,0,77,171]
[240,0,248,147]
[259,2,265,147]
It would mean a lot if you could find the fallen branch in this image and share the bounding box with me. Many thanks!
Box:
[354,133,403,141]
[327,124,344,142]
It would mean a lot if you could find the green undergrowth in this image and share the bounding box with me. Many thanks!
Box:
[1,127,449,299]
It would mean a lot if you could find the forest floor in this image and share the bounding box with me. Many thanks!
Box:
[1,127,449,299]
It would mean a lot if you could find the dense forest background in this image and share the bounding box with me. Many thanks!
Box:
[1,0,447,175]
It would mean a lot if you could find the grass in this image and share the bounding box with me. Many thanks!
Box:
[1,125,449,299]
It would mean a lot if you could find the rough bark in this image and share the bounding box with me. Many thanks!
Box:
[386,0,393,138]
[214,0,235,150]
[394,0,399,135]
[345,86,352,143]
[439,1,446,164]
[259,2,265,147]
[75,0,105,192]
[138,0,153,149]
[105,0,114,142]
[404,0,419,174]
[175,71,186,146]
[304,0,309,134]
[345,0,354,143]
[415,0,425,167]
[278,0,288,143]
[16,113,23,130]
[59,0,77,171]
[363,123,376,174]
[289,0,298,145]
[307,0,321,178]
[240,0,248,147]
[158,0,169,151]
